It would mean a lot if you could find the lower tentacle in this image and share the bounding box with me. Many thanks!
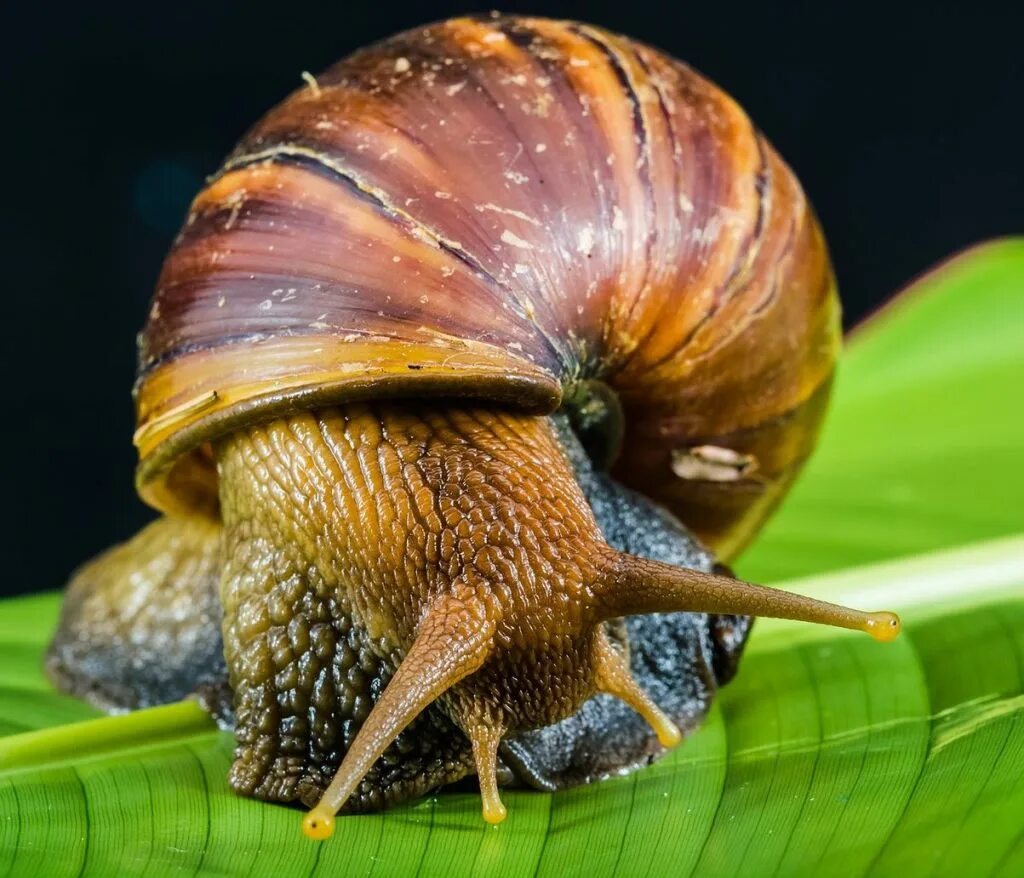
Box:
[469,721,508,824]
[592,630,682,748]
[304,588,495,838]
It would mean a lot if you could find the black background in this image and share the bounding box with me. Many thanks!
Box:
[1,1,1021,598]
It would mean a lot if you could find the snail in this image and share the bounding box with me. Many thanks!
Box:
[46,14,900,838]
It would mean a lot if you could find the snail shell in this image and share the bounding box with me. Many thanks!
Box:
[134,14,839,560]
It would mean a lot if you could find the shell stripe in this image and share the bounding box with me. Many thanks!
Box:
[220,146,506,296]
[571,24,659,370]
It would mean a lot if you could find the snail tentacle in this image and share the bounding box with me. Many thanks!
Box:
[597,553,901,642]
[304,588,495,838]
[469,720,508,825]
[592,629,682,749]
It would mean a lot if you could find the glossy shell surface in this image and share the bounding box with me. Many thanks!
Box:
[135,15,838,557]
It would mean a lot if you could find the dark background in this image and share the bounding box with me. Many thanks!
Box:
[1,1,1021,598]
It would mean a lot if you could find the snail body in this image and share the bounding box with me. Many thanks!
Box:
[47,16,898,834]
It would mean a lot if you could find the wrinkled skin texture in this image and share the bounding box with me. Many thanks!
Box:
[48,410,749,810]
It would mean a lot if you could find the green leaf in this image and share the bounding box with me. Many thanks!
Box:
[2,239,1023,877]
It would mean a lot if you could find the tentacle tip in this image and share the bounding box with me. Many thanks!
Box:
[482,800,508,825]
[865,611,901,643]
[656,720,683,749]
[303,808,336,841]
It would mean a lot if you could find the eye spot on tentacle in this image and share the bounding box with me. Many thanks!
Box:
[671,445,758,482]
[303,808,335,840]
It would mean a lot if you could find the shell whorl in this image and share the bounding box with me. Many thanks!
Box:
[134,15,839,558]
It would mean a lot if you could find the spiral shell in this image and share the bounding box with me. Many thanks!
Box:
[134,15,838,558]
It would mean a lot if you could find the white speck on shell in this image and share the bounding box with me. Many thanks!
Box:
[577,225,595,256]
[476,203,541,226]
[501,229,534,250]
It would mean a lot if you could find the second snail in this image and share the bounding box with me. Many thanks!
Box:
[47,15,899,838]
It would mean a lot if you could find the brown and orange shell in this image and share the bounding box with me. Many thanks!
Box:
[133,14,839,560]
